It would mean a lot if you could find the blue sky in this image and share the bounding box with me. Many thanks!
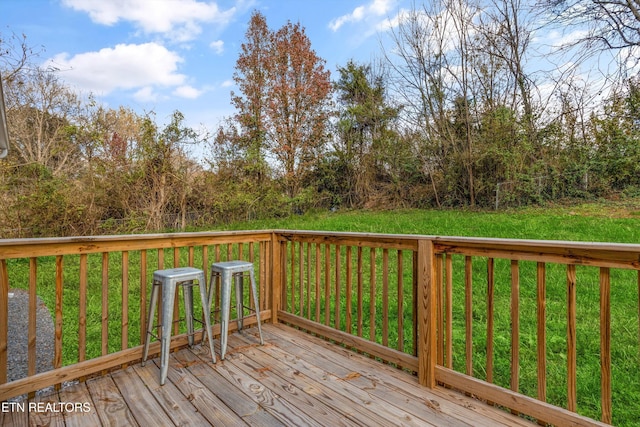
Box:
[3,0,410,131]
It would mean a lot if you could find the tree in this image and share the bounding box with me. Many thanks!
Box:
[385,1,480,206]
[538,0,640,75]
[134,110,202,231]
[589,78,640,190]
[4,67,84,176]
[267,19,332,198]
[229,11,332,199]
[231,11,272,183]
[333,60,399,207]
[541,0,640,50]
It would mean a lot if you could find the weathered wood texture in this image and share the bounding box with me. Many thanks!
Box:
[4,325,536,427]
[2,230,639,426]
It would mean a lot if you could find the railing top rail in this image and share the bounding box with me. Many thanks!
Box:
[274,229,640,251]
[275,230,640,269]
[0,230,273,259]
[1,228,639,266]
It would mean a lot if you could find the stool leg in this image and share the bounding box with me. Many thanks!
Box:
[198,275,216,363]
[205,272,219,343]
[249,268,264,345]
[235,273,244,331]
[220,270,233,360]
[142,281,160,366]
[160,280,177,386]
[183,281,195,347]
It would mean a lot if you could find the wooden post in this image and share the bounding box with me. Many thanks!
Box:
[417,239,437,388]
[270,232,282,324]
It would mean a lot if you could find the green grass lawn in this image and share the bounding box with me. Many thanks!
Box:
[216,201,640,244]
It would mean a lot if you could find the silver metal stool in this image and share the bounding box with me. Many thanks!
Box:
[142,267,216,385]
[208,260,264,359]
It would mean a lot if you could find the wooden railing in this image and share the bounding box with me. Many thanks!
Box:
[273,231,640,427]
[0,231,273,401]
[2,230,639,426]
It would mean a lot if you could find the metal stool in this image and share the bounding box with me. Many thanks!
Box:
[142,267,216,385]
[208,261,264,359]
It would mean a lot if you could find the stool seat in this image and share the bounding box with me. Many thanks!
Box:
[142,267,215,385]
[209,261,264,359]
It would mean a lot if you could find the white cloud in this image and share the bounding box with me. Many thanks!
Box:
[133,86,158,102]
[44,43,186,95]
[221,79,234,88]
[173,85,202,99]
[210,40,224,54]
[61,0,236,42]
[329,0,395,32]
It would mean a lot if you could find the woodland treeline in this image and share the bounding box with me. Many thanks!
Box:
[1,0,640,237]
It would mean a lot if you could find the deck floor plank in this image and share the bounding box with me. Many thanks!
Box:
[28,389,65,427]
[9,324,536,427]
[133,359,212,426]
[162,350,252,426]
[264,325,478,427]
[86,375,139,426]
[110,367,176,426]
[228,331,439,427]
[272,324,535,427]
[190,343,329,427]
[57,382,102,427]
[223,335,368,427]
[0,402,28,427]
[173,348,284,426]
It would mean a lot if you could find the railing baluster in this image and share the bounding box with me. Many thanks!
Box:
[465,256,473,376]
[511,260,520,395]
[290,241,295,313]
[382,248,389,347]
[397,250,404,352]
[299,241,304,316]
[324,244,330,326]
[0,260,7,385]
[537,262,546,403]
[140,249,148,346]
[29,258,38,376]
[55,255,63,378]
[413,251,418,358]
[214,245,221,315]
[122,251,129,354]
[306,243,311,319]
[335,245,341,330]
[436,253,443,366]
[173,247,180,335]
[446,254,453,368]
[315,243,321,323]
[357,246,363,337]
[567,264,577,412]
[344,245,351,331]
[487,257,494,383]
[101,252,109,357]
[600,267,611,424]
[370,247,377,342]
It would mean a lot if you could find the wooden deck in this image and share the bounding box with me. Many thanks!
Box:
[2,324,535,427]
